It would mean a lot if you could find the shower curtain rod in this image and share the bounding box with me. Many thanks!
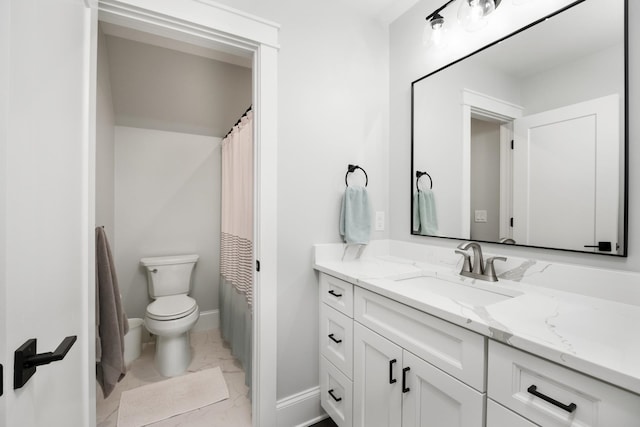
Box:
[223,105,253,140]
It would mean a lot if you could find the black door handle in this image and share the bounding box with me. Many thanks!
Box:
[14,336,77,389]
[402,367,411,393]
[328,290,343,298]
[583,241,612,252]
[389,359,397,384]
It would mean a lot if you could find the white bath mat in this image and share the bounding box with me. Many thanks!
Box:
[117,367,229,427]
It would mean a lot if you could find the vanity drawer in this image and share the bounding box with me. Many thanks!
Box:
[488,340,640,427]
[320,355,353,427]
[354,286,486,391]
[320,273,354,317]
[320,303,353,378]
[487,399,537,427]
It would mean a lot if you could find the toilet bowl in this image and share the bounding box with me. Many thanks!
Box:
[140,254,199,377]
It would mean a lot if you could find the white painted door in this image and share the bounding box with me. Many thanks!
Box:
[1,0,95,426]
[353,323,402,427]
[512,95,620,253]
[402,351,484,427]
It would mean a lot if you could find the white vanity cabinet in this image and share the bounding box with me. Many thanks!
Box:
[319,272,486,427]
[317,271,640,427]
[488,341,640,426]
[353,287,485,427]
[352,323,484,427]
[319,274,355,427]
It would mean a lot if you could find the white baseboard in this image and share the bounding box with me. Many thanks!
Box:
[193,309,220,332]
[276,386,327,427]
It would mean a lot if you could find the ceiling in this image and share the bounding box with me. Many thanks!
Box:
[348,0,421,24]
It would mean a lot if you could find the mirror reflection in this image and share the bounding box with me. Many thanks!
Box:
[411,0,627,255]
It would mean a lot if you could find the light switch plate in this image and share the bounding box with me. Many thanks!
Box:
[474,210,488,223]
[375,211,385,231]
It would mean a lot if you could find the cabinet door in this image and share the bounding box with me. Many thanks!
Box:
[353,322,402,427]
[320,303,354,378]
[320,356,353,427]
[487,399,537,427]
[402,351,485,427]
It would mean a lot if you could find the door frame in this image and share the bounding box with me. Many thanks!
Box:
[90,1,279,426]
[461,89,522,240]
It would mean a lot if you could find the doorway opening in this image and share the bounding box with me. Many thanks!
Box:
[91,2,279,426]
[461,89,522,241]
[469,116,513,243]
[94,20,254,425]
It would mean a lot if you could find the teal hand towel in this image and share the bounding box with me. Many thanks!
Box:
[339,186,372,245]
[413,189,438,236]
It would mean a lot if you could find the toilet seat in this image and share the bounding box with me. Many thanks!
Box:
[146,295,197,321]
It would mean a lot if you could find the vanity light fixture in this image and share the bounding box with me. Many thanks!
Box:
[424,0,502,47]
[458,0,502,31]
[423,12,448,48]
[423,0,455,48]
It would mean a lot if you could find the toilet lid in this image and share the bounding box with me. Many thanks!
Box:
[146,295,197,320]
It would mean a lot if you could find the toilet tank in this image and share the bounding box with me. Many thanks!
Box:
[140,254,199,298]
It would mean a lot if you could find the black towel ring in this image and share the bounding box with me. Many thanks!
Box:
[416,171,433,191]
[345,164,368,187]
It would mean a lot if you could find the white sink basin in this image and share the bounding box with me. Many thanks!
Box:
[393,274,521,306]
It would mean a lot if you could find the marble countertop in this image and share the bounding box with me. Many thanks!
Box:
[314,248,640,396]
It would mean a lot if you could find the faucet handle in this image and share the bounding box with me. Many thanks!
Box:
[454,250,472,273]
[484,256,507,282]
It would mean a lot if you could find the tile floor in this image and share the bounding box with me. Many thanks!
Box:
[97,328,251,427]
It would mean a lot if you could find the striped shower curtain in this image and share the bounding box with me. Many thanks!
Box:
[220,110,253,390]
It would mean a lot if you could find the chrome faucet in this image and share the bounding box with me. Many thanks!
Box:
[455,242,506,282]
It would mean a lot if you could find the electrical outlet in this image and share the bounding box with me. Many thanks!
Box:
[375,211,385,231]
[474,210,488,223]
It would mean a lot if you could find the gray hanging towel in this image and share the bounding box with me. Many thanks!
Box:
[95,226,129,398]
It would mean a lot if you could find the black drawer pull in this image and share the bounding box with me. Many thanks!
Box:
[328,333,342,344]
[402,367,411,393]
[328,388,342,402]
[527,385,577,413]
[328,290,343,298]
[389,359,397,384]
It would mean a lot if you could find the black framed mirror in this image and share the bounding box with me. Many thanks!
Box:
[411,0,628,256]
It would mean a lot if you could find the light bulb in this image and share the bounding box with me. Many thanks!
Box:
[458,0,497,31]
[423,14,448,49]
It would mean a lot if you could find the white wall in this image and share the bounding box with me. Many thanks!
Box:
[391,0,638,270]
[96,26,116,244]
[520,44,624,116]
[105,35,252,137]
[210,0,390,401]
[114,126,221,318]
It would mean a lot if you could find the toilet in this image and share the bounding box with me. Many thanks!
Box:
[140,254,200,377]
